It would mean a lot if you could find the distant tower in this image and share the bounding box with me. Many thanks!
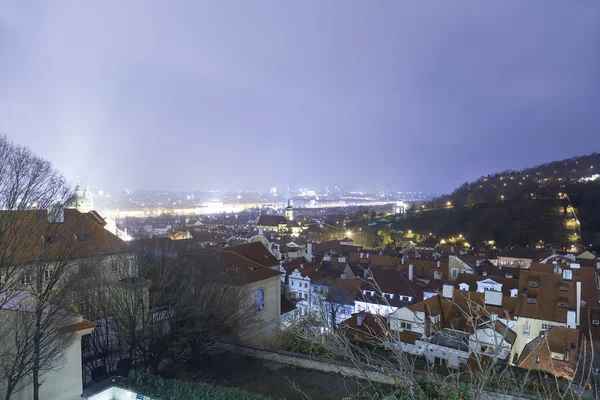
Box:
[66,183,94,213]
[284,199,294,221]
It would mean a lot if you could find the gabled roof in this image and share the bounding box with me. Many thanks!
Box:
[220,242,279,268]
[494,320,517,345]
[361,267,425,306]
[497,245,549,260]
[515,270,577,323]
[257,215,288,227]
[217,250,283,284]
[340,312,388,342]
[0,209,131,264]
[516,327,579,380]
[314,240,362,256]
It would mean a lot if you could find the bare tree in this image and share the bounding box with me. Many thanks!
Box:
[0,135,79,400]
[81,243,256,382]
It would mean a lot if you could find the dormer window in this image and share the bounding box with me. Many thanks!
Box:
[527,297,537,304]
[557,301,568,308]
[505,273,513,279]
[529,280,539,288]
[559,285,568,292]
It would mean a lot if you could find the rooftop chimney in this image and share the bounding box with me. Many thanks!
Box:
[401,255,406,265]
[408,264,414,281]
[360,252,364,259]
[484,290,503,307]
[576,281,581,326]
[442,284,454,299]
[366,253,370,259]
[306,242,313,262]
[357,311,367,327]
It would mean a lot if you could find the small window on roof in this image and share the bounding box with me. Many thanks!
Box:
[557,301,567,308]
[527,298,537,304]
[529,280,539,288]
[592,320,600,326]
[559,285,568,292]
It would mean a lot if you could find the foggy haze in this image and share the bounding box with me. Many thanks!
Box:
[1,1,599,193]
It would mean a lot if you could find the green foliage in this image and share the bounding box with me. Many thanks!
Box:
[121,374,271,400]
[273,328,342,360]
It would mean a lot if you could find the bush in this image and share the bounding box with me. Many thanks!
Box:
[120,374,271,400]
[274,329,342,360]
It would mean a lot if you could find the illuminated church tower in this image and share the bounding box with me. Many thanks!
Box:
[284,199,294,221]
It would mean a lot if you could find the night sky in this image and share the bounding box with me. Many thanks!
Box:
[1,1,599,193]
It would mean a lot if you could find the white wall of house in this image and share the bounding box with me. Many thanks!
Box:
[420,341,470,369]
[448,255,474,281]
[288,270,311,300]
[389,307,425,336]
[469,328,512,360]
[476,278,503,293]
[3,329,91,400]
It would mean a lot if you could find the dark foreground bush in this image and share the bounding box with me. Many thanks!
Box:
[121,374,271,400]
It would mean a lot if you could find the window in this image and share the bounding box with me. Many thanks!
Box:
[45,236,57,245]
[431,314,441,324]
[77,233,88,242]
[111,261,119,273]
[291,281,295,286]
[399,321,412,330]
[557,301,567,308]
[527,298,537,304]
[304,283,307,288]
[43,270,53,282]
[20,273,31,285]
[254,289,265,312]
[505,273,513,279]
[451,269,458,279]
[529,281,539,288]
[592,320,600,326]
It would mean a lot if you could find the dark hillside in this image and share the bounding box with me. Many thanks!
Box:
[430,153,600,208]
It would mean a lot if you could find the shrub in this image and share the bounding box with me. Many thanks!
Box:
[120,374,271,400]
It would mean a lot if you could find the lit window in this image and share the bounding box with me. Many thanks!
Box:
[254,289,265,312]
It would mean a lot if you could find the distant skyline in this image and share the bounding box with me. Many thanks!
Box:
[1,1,599,193]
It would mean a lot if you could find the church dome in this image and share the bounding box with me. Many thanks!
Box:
[66,184,94,213]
